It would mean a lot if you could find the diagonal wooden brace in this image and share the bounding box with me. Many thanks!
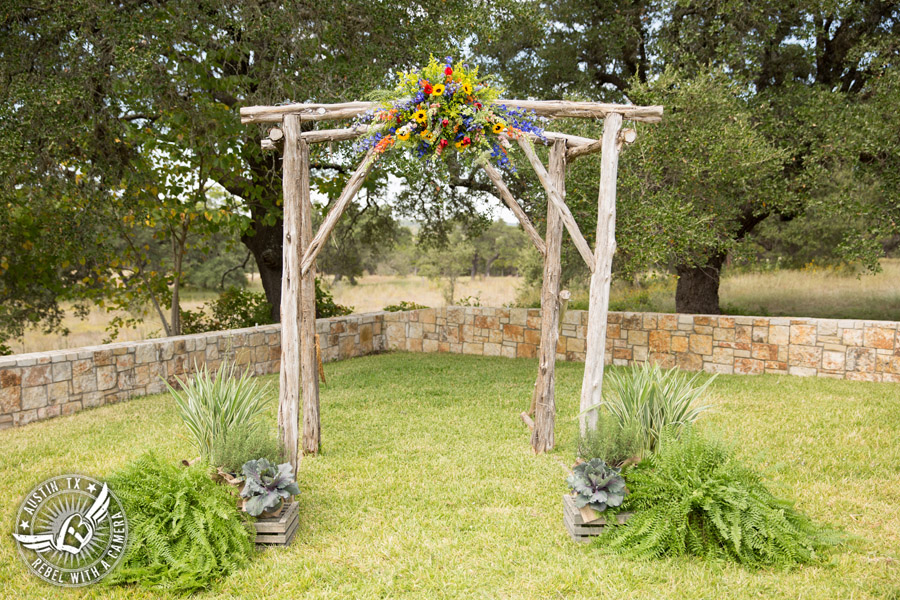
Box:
[515,137,596,272]
[482,162,546,257]
[300,150,376,276]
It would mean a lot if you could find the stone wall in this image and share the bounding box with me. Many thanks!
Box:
[384,307,900,382]
[0,313,385,430]
[4,306,899,430]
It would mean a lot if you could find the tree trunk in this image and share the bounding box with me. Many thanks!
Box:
[484,253,499,278]
[675,252,726,314]
[242,220,283,322]
[470,254,479,279]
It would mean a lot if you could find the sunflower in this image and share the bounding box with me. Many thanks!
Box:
[413,110,427,123]
[433,84,445,96]
[462,83,473,95]
[492,122,506,134]
[420,130,434,143]
[454,140,467,150]
[397,130,410,141]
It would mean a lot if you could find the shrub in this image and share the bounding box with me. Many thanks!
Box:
[577,410,643,467]
[315,277,353,318]
[455,294,481,307]
[599,429,837,567]
[165,361,271,463]
[181,287,273,334]
[382,300,430,312]
[105,453,254,593]
[595,362,713,456]
[211,422,284,474]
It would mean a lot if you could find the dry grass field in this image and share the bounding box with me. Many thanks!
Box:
[10,260,900,355]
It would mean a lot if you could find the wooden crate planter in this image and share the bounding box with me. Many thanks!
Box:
[254,500,299,546]
[562,494,631,543]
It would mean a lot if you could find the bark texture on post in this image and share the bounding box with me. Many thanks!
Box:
[531,140,567,454]
[297,137,321,456]
[580,112,623,435]
[278,114,303,473]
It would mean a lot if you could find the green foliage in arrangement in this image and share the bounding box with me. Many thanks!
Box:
[240,458,301,517]
[383,301,430,312]
[596,363,713,456]
[165,361,270,463]
[599,430,837,567]
[210,422,284,475]
[181,287,274,334]
[316,277,354,318]
[105,453,253,594]
[576,410,643,468]
[567,459,628,513]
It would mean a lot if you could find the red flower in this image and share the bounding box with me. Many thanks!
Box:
[463,136,471,145]
[474,102,482,111]
[423,83,433,95]
[445,66,453,76]
[441,118,449,127]
[439,139,449,148]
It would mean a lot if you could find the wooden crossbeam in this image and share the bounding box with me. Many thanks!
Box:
[261,125,601,152]
[300,150,376,276]
[482,163,546,257]
[515,137,596,272]
[241,100,663,124]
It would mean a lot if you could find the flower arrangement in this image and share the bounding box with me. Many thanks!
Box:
[353,56,546,173]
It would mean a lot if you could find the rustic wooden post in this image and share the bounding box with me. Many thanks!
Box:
[531,139,567,453]
[580,113,623,435]
[278,115,303,473]
[298,141,321,456]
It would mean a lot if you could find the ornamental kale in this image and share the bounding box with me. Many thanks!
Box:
[566,458,628,513]
[240,458,300,517]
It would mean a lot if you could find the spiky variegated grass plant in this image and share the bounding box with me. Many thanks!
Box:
[165,361,270,463]
[596,362,713,457]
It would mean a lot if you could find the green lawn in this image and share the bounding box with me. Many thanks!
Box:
[1,352,899,599]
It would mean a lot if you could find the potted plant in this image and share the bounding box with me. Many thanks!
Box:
[566,458,628,523]
[240,458,300,518]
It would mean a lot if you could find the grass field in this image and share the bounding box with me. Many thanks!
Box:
[12,259,900,354]
[0,353,898,599]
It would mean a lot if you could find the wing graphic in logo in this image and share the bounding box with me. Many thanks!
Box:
[14,483,111,556]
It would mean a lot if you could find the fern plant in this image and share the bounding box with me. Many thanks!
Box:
[165,360,270,463]
[105,453,254,594]
[598,429,837,568]
[592,362,713,456]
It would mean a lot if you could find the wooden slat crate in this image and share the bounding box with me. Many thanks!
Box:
[254,500,299,546]
[562,494,631,543]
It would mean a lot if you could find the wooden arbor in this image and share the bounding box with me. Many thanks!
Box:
[240,100,663,471]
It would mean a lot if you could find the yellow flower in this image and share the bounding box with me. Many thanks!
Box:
[433,84,445,95]
[413,110,427,123]
[492,122,505,134]
[455,140,466,150]
[420,130,434,143]
[462,83,473,95]
[398,130,410,141]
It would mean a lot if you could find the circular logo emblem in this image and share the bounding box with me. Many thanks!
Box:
[12,475,128,587]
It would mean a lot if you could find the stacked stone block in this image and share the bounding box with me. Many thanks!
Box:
[384,308,900,383]
[0,313,386,430]
[4,307,899,430]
